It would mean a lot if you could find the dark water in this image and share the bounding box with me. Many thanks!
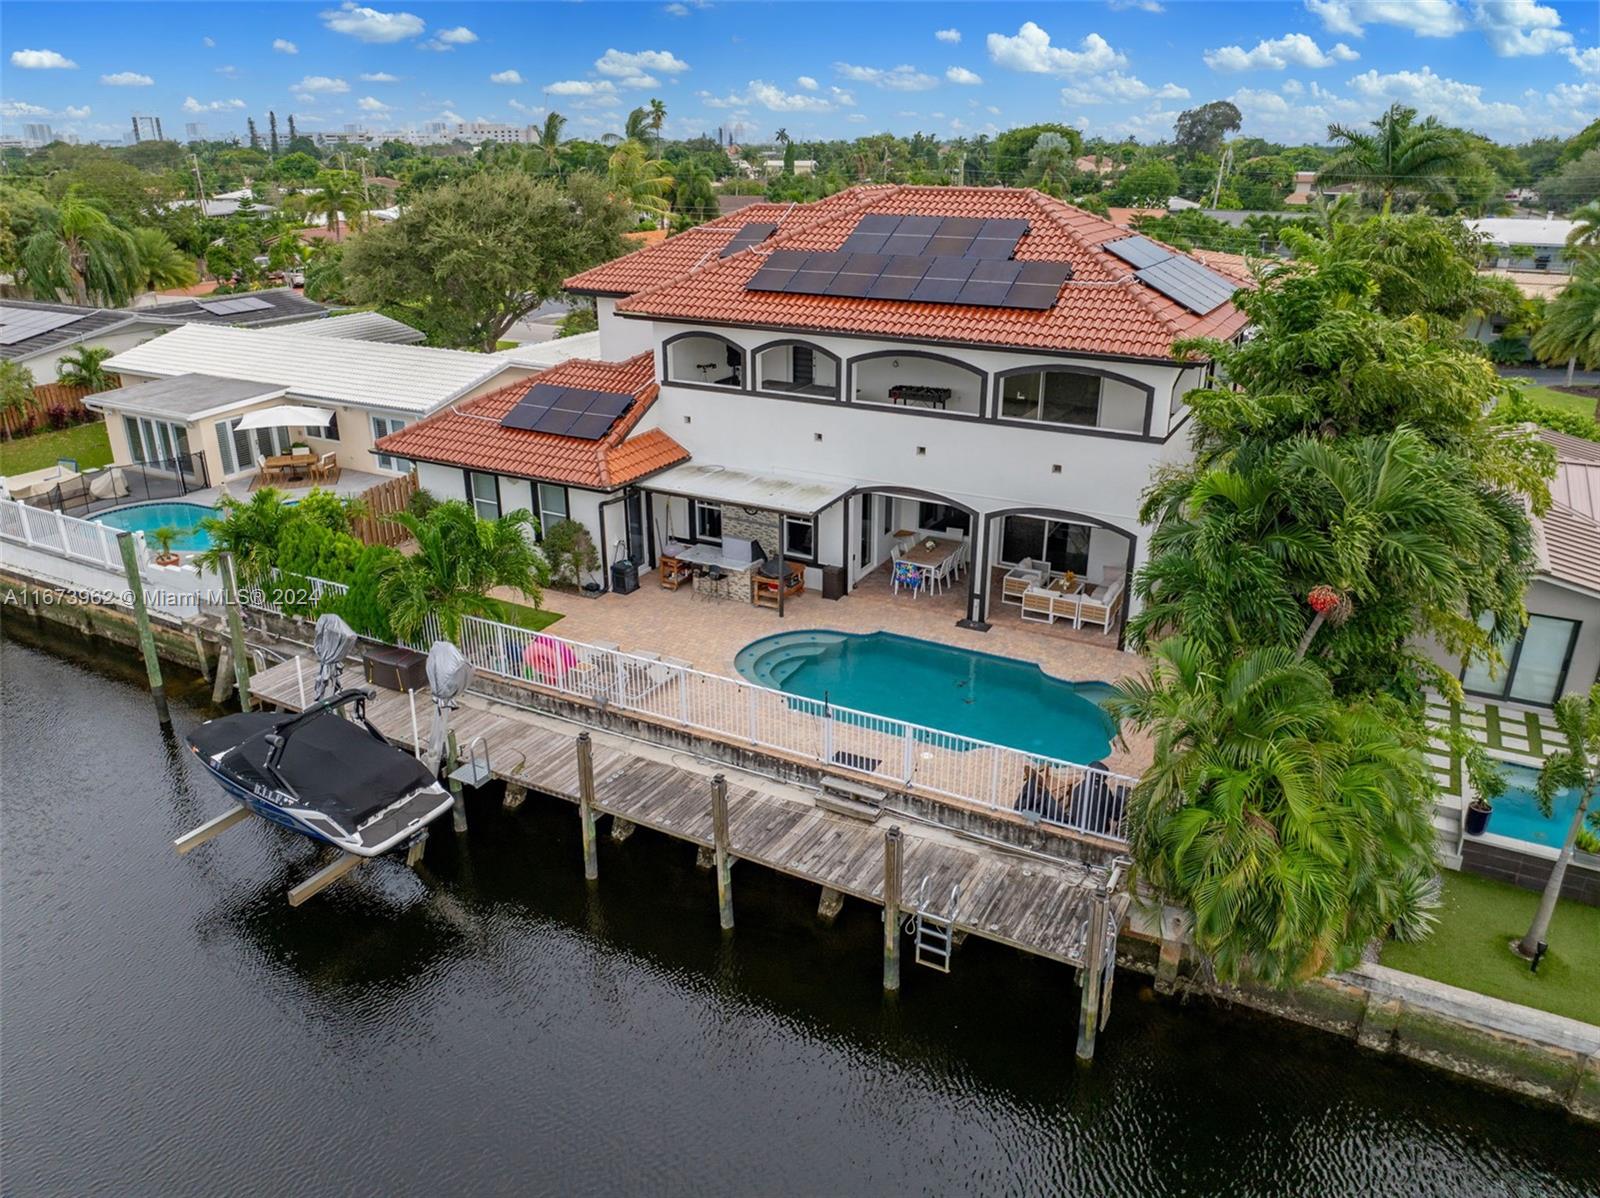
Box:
[3,628,1597,1198]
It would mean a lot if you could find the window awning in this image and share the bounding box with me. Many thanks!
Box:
[643,463,852,516]
[233,404,336,431]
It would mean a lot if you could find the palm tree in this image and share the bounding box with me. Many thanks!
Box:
[1531,261,1600,382]
[607,140,674,226]
[774,128,790,147]
[530,111,567,174]
[129,227,198,297]
[1514,684,1600,960]
[0,360,36,440]
[1025,132,1075,196]
[619,106,651,147]
[1565,200,1600,250]
[1106,637,1438,987]
[55,345,116,392]
[672,160,717,223]
[375,500,548,641]
[1317,103,1472,211]
[19,192,141,306]
[648,97,667,156]
[195,488,300,585]
[289,169,364,241]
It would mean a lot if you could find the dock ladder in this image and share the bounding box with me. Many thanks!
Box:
[908,879,961,973]
[448,735,493,789]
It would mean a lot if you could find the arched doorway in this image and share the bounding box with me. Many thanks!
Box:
[978,506,1139,646]
[838,485,985,626]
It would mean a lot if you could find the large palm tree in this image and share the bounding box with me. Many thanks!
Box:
[1531,261,1600,382]
[1565,200,1600,250]
[129,227,198,297]
[1515,685,1600,960]
[55,345,116,392]
[648,97,667,156]
[618,106,651,147]
[289,169,364,241]
[530,111,567,174]
[1317,104,1472,211]
[376,500,549,641]
[19,192,141,306]
[607,140,674,225]
[1106,637,1438,987]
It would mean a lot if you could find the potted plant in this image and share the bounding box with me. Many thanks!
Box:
[149,525,183,567]
[1458,731,1507,837]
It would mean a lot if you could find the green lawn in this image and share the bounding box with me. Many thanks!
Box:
[488,598,563,633]
[0,420,113,477]
[1518,383,1599,422]
[1380,871,1600,1024]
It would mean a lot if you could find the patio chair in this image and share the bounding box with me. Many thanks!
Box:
[1002,559,1047,605]
[891,559,924,596]
[310,451,340,485]
[1076,578,1125,636]
[1020,585,1057,624]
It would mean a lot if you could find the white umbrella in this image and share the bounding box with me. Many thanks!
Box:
[233,404,335,431]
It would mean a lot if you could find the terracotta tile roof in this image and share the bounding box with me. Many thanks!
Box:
[602,185,1251,362]
[622,228,670,248]
[563,190,889,297]
[1191,249,1256,287]
[1106,206,1165,229]
[373,351,688,490]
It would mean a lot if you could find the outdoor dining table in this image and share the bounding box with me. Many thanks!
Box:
[264,452,317,483]
[899,537,963,569]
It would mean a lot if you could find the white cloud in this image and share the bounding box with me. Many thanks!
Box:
[489,69,524,85]
[435,109,463,124]
[10,49,77,70]
[508,98,544,114]
[665,3,690,14]
[100,71,154,86]
[1304,0,1468,38]
[0,100,51,118]
[830,86,856,105]
[1345,66,1530,132]
[596,48,691,77]
[797,75,818,90]
[182,96,246,112]
[1567,47,1600,75]
[946,66,983,85]
[1474,0,1570,56]
[273,38,298,54]
[1205,33,1359,71]
[357,96,391,112]
[986,24,1126,75]
[294,75,350,95]
[847,112,868,123]
[214,64,239,77]
[935,28,961,43]
[421,26,478,50]
[1108,0,1164,10]
[202,36,215,48]
[835,62,939,90]
[700,80,836,111]
[322,2,425,42]
[360,71,400,82]
[546,79,618,96]
[62,105,91,119]
[1061,72,1190,103]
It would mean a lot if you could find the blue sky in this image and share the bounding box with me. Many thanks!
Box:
[3,1,1597,148]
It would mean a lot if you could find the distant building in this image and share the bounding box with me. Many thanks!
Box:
[130,114,165,142]
[1284,170,1356,206]
[1074,155,1120,176]
[23,123,55,146]
[184,122,207,141]
[763,158,817,177]
[451,121,532,145]
[1468,216,1580,274]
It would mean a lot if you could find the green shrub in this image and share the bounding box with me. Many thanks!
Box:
[542,517,599,588]
[407,487,440,519]
[294,486,354,533]
[1491,390,1600,441]
[336,543,401,641]
[1487,335,1531,365]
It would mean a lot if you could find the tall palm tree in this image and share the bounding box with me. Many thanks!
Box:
[648,97,667,156]
[774,128,790,147]
[1515,685,1600,961]
[1317,103,1472,211]
[129,227,198,297]
[1106,637,1437,987]
[376,500,548,641]
[620,106,651,147]
[19,192,141,306]
[530,111,567,174]
[607,140,674,225]
[671,160,717,224]
[289,169,364,241]
[1565,200,1600,250]
[0,360,35,441]
[55,345,116,392]
[1531,261,1600,382]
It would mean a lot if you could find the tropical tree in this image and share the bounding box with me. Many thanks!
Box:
[1107,638,1438,987]
[607,140,673,224]
[671,159,716,224]
[0,360,35,440]
[288,169,364,241]
[648,98,667,155]
[129,226,198,296]
[195,488,301,584]
[375,500,549,641]
[1515,685,1600,960]
[1531,261,1600,382]
[1566,200,1600,249]
[1173,101,1242,160]
[1317,104,1473,210]
[55,345,116,392]
[529,112,567,173]
[1024,133,1075,196]
[18,192,141,306]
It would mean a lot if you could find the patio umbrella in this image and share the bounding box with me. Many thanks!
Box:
[312,613,358,701]
[233,404,335,431]
[426,640,474,772]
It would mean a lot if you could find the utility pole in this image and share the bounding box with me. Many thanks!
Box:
[190,153,206,210]
[1210,142,1233,211]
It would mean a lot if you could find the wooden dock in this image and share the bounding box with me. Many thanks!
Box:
[246,655,1126,1052]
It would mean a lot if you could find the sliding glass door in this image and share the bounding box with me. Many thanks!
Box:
[1462,614,1580,706]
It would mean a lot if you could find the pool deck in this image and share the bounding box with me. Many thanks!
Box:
[182,468,393,508]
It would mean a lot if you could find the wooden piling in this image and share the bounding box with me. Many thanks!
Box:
[576,732,598,881]
[1077,878,1110,1061]
[211,644,234,704]
[217,553,252,713]
[115,532,169,725]
[817,887,845,925]
[711,774,733,931]
[190,628,211,682]
[883,825,903,992]
[446,730,468,834]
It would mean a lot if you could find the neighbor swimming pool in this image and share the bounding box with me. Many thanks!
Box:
[90,502,218,552]
[734,630,1117,764]
[1487,761,1586,849]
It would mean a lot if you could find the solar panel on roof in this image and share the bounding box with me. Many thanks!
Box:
[719,221,779,257]
[499,383,634,438]
[792,252,846,293]
[566,412,620,440]
[881,229,934,257]
[823,252,890,297]
[1135,257,1238,314]
[854,214,903,235]
[197,296,273,315]
[955,259,1023,307]
[863,254,935,300]
[746,248,809,292]
[924,229,977,257]
[909,256,978,304]
[0,308,88,346]
[939,217,986,238]
[839,230,889,254]
[1102,235,1170,270]
[967,218,1029,259]
[1004,261,1073,310]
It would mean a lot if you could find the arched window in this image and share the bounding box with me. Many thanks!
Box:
[752,340,840,399]
[664,332,745,388]
[849,351,985,417]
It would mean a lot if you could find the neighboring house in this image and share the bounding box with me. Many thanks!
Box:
[763,158,817,177]
[264,311,425,345]
[426,183,1250,639]
[716,194,770,217]
[1284,170,1358,206]
[1467,216,1579,274]
[1074,155,1120,176]
[94,324,541,486]
[0,290,329,382]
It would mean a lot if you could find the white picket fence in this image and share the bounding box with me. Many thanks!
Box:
[255,574,1135,844]
[0,497,136,571]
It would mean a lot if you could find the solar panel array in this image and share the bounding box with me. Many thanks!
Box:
[197,296,274,315]
[746,249,1070,310]
[839,214,1030,259]
[499,382,636,439]
[1102,235,1239,314]
[0,307,88,347]
[719,222,778,257]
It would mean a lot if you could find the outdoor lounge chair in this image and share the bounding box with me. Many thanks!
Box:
[1076,579,1125,636]
[310,451,340,485]
[1014,764,1066,824]
[1020,585,1058,623]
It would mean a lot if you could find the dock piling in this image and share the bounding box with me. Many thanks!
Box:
[116,532,169,726]
[217,553,252,713]
[883,825,903,992]
[576,732,598,881]
[711,774,733,931]
[1076,878,1110,1061]
[447,730,468,834]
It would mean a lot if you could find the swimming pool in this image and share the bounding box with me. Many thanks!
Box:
[1487,761,1585,849]
[734,630,1117,763]
[90,502,218,552]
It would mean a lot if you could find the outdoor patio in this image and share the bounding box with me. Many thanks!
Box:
[185,467,394,507]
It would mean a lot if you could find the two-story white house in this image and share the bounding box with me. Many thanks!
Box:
[378,186,1251,645]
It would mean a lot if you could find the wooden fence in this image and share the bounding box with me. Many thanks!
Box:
[351,470,418,547]
[1,381,108,438]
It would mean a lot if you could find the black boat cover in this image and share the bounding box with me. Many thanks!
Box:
[188,711,437,826]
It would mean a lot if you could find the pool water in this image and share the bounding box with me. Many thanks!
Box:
[735,630,1116,764]
[1489,761,1586,849]
[90,502,218,552]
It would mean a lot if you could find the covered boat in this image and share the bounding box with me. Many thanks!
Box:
[186,688,454,857]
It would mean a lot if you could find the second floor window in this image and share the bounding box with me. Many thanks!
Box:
[1000,370,1100,428]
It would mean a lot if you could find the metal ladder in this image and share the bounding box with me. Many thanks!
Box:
[448,735,493,789]
[908,879,961,973]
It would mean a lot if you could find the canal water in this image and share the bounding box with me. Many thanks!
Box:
[3,628,1597,1197]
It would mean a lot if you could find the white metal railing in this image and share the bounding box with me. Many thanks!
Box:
[251,568,351,613]
[0,497,131,571]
